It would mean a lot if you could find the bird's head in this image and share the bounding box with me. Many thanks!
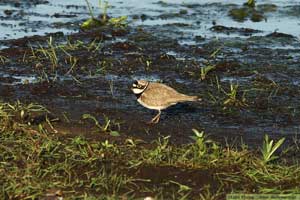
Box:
[131,80,149,95]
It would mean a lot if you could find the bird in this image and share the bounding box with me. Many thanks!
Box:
[131,80,201,124]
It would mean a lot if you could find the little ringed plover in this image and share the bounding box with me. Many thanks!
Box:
[131,80,201,124]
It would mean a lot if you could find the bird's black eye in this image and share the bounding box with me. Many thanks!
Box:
[134,80,138,85]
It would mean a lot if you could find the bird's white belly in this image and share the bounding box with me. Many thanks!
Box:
[137,98,174,110]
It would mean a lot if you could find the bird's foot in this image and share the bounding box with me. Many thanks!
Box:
[147,115,160,124]
[146,120,155,125]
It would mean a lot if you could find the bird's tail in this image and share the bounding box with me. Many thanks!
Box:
[180,95,201,102]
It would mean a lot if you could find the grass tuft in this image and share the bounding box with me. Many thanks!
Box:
[0,101,299,199]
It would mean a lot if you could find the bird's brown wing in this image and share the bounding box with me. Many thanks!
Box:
[141,82,190,106]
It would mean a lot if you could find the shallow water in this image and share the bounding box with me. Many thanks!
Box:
[0,0,300,41]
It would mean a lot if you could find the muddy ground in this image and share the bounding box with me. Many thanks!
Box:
[1,0,300,147]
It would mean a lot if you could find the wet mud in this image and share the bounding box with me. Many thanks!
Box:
[0,0,300,147]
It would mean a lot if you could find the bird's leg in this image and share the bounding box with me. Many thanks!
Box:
[148,110,161,124]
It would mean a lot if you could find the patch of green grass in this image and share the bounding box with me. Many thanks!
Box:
[222,83,248,108]
[81,0,127,29]
[32,36,59,70]
[82,113,121,136]
[199,47,222,80]
[245,0,255,7]
[200,65,215,80]
[0,54,10,64]
[28,36,107,83]
[206,78,248,110]
[261,134,285,164]
[0,101,300,199]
